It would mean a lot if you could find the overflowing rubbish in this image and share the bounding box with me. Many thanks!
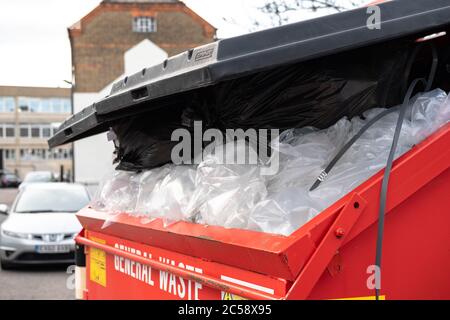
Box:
[92,89,450,235]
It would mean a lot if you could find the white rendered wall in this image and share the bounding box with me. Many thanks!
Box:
[73,40,168,189]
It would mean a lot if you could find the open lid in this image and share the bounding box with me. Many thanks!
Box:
[48,0,450,148]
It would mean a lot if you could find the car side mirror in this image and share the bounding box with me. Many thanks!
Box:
[0,204,9,215]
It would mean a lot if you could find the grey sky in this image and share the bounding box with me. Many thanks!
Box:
[0,0,343,88]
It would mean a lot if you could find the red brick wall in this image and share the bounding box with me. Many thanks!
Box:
[70,2,215,92]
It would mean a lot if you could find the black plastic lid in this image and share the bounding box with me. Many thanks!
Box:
[49,0,450,147]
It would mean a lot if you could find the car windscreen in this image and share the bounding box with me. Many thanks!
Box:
[24,172,52,182]
[15,187,89,213]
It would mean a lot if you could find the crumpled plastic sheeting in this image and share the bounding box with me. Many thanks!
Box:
[186,140,267,228]
[91,89,450,236]
[91,170,141,214]
[249,89,450,235]
[137,164,197,224]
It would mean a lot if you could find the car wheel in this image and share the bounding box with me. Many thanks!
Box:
[0,259,14,270]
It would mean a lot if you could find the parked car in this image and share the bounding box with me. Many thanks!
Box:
[19,171,55,190]
[0,183,90,269]
[0,172,21,188]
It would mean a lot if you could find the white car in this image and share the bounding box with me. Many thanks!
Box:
[19,171,56,190]
[0,183,90,269]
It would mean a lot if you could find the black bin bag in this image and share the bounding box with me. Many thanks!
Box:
[112,117,181,171]
[192,43,411,131]
[112,106,200,171]
[112,42,420,171]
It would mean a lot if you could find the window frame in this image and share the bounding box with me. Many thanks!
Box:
[5,124,15,138]
[0,97,15,113]
[30,124,41,138]
[19,124,30,138]
[16,97,70,113]
[132,16,157,33]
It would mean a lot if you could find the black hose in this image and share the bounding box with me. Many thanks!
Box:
[306,42,439,300]
[310,43,438,191]
[374,77,427,300]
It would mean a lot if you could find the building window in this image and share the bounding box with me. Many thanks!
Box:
[18,97,29,112]
[20,124,29,138]
[40,99,50,112]
[16,97,71,113]
[5,149,15,160]
[42,126,51,138]
[31,125,40,138]
[5,124,15,137]
[62,99,71,113]
[2,123,60,139]
[51,98,62,113]
[0,97,15,112]
[132,16,156,33]
[20,149,28,160]
[29,99,40,112]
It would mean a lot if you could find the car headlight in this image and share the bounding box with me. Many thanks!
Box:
[2,229,33,240]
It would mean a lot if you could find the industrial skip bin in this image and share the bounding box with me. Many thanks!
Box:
[75,125,450,300]
[49,1,450,299]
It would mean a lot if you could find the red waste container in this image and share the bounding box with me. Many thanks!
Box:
[74,123,450,300]
[50,0,450,300]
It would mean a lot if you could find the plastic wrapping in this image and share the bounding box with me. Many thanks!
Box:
[91,89,450,235]
[186,140,267,228]
[248,89,449,235]
[91,170,141,214]
[137,164,197,224]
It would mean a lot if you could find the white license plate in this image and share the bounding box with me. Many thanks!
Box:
[35,245,71,253]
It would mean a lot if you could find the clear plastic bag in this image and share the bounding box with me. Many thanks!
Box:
[140,164,197,225]
[248,89,449,235]
[409,89,450,143]
[248,188,321,236]
[187,139,267,229]
[91,170,141,214]
[90,89,450,235]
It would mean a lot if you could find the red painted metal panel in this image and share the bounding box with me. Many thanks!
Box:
[285,194,367,299]
[81,230,287,300]
[77,209,316,280]
[308,167,450,300]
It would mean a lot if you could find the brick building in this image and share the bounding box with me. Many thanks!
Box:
[68,0,215,185]
[69,0,216,92]
[0,86,73,179]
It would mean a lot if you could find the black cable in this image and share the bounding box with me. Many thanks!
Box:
[374,43,437,301]
[309,106,399,191]
[310,43,438,191]
[374,77,426,300]
[306,43,438,300]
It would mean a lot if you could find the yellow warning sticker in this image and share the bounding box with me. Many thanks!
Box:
[89,237,106,287]
[222,292,247,300]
